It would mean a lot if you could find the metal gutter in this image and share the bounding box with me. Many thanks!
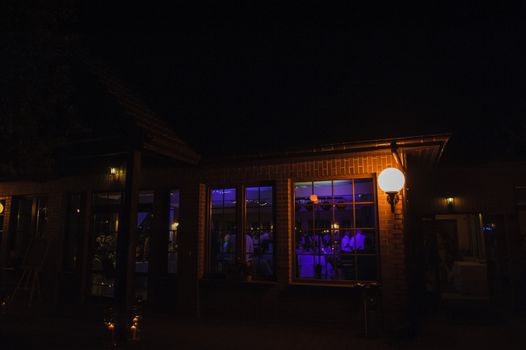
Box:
[204,133,451,165]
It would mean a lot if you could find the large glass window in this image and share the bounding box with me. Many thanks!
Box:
[91,192,122,297]
[167,190,180,274]
[210,188,237,274]
[294,179,378,281]
[245,186,274,279]
[7,196,47,268]
[64,194,82,271]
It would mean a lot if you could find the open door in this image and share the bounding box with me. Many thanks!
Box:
[424,214,490,301]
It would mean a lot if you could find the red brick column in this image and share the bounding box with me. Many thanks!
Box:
[275,178,291,284]
[177,183,206,319]
[378,186,408,330]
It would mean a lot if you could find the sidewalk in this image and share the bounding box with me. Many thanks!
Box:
[1,309,525,350]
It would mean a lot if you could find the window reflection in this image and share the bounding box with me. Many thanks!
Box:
[210,188,237,274]
[245,186,274,279]
[91,192,122,297]
[167,190,180,274]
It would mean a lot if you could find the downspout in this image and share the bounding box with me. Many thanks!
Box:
[390,141,407,173]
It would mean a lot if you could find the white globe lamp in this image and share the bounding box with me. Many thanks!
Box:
[378,167,405,213]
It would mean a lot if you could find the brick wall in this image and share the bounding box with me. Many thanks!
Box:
[0,150,408,328]
[199,150,407,327]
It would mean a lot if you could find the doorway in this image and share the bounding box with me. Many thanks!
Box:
[424,214,489,301]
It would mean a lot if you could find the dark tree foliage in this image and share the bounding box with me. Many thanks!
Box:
[0,1,83,179]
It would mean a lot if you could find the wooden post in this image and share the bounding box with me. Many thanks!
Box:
[114,150,141,341]
[176,183,205,320]
[148,189,170,308]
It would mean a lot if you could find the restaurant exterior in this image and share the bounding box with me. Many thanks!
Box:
[0,109,450,333]
[0,56,461,333]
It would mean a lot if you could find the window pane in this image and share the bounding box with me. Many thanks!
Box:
[295,182,312,203]
[259,207,273,231]
[295,205,313,233]
[90,192,122,297]
[246,206,259,231]
[296,253,317,279]
[168,190,180,274]
[210,188,237,274]
[136,191,154,301]
[211,189,224,208]
[333,180,353,203]
[339,254,357,280]
[314,181,332,204]
[170,191,180,208]
[244,186,274,279]
[354,179,374,202]
[245,187,260,206]
[340,230,355,252]
[356,204,375,228]
[259,186,273,206]
[357,229,377,254]
[223,188,236,206]
[223,207,237,232]
[334,203,354,229]
[314,204,331,230]
[91,212,119,297]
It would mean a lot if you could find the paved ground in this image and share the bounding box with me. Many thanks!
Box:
[1,307,525,350]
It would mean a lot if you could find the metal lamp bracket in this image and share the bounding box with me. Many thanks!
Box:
[386,192,399,213]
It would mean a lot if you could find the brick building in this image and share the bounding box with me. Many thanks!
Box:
[0,127,449,334]
[0,63,472,333]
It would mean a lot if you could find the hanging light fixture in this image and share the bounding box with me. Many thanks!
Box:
[378,167,405,213]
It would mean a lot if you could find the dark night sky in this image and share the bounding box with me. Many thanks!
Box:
[79,2,526,162]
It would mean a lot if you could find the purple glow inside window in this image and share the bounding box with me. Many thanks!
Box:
[294,179,378,281]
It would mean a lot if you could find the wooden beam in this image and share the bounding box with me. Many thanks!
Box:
[114,150,141,340]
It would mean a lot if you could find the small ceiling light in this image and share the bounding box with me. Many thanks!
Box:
[378,167,406,213]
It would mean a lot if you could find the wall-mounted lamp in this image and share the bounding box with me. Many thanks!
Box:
[309,194,319,203]
[0,202,4,215]
[378,167,405,213]
[446,197,454,209]
[110,167,118,175]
